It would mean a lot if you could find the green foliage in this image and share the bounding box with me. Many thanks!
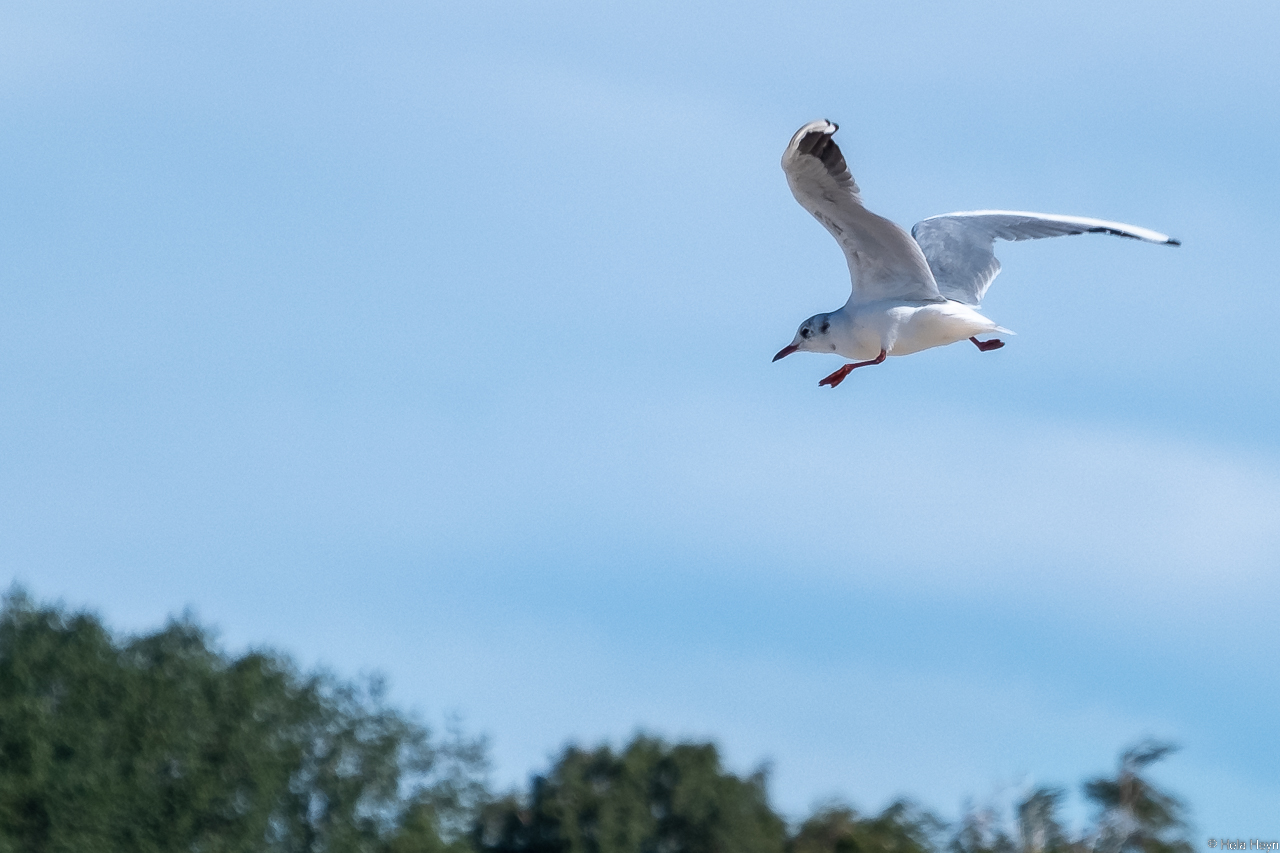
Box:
[1083,742,1192,853]
[473,736,787,853]
[0,588,485,853]
[789,801,942,853]
[0,587,1199,853]
[946,743,1193,853]
[1015,789,1073,853]
[948,802,1016,853]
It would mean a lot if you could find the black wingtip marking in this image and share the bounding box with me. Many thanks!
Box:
[796,129,851,185]
[796,130,823,156]
[1084,226,1181,246]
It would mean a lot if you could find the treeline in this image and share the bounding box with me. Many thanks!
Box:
[0,590,1192,853]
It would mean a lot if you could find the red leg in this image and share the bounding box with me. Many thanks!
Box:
[970,336,1005,352]
[819,349,887,388]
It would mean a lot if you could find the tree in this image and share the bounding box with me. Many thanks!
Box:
[949,801,1016,853]
[1083,742,1191,853]
[945,743,1191,853]
[0,586,1201,853]
[0,587,486,853]
[473,735,787,853]
[789,801,942,853]
[1015,788,1073,853]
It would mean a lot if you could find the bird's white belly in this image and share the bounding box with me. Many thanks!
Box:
[836,302,1000,359]
[889,303,998,355]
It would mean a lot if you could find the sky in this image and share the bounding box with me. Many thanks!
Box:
[2,0,1278,837]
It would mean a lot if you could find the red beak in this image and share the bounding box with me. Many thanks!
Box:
[772,344,800,362]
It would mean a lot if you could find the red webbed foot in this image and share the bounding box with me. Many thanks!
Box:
[818,349,887,388]
[818,364,856,388]
[970,336,1005,352]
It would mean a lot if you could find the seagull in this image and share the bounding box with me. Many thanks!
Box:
[772,119,1179,388]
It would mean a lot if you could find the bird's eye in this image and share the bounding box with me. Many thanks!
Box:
[800,328,812,339]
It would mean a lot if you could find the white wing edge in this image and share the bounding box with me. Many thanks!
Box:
[915,210,1181,246]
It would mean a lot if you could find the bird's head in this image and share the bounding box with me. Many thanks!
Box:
[773,313,833,361]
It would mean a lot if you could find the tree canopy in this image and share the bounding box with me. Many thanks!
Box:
[473,737,787,853]
[0,588,485,852]
[0,589,1193,853]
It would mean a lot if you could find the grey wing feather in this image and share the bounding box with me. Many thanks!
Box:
[782,121,942,305]
[911,210,1180,306]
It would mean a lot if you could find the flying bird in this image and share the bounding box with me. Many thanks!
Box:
[772,119,1179,388]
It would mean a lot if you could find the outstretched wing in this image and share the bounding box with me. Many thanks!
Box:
[911,210,1180,306]
[782,120,942,306]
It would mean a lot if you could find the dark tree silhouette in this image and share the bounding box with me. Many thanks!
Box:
[1083,742,1192,853]
[0,588,1200,853]
[790,801,943,853]
[0,588,485,852]
[1016,788,1072,853]
[473,736,786,853]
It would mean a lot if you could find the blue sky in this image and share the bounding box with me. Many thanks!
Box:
[3,0,1278,836]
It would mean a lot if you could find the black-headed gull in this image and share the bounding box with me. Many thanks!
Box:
[772,119,1179,388]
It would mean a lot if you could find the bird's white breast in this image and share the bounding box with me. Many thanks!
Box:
[837,301,1002,358]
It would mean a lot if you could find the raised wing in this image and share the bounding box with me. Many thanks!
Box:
[782,120,942,305]
[911,210,1180,306]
